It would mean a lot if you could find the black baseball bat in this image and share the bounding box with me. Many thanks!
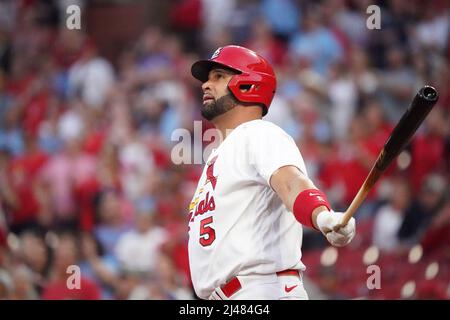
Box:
[338,85,439,227]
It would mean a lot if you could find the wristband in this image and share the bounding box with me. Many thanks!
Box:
[293,189,331,229]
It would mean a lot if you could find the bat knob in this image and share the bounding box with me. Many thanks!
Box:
[421,86,438,101]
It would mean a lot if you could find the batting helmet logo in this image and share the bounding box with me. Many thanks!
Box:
[211,47,222,59]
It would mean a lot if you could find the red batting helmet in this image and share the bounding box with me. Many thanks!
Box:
[191,45,276,116]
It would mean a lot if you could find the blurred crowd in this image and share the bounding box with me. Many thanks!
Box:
[0,0,448,299]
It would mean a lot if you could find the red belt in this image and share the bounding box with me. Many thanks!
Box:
[220,269,300,298]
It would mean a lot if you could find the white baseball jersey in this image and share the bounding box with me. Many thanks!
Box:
[188,119,308,299]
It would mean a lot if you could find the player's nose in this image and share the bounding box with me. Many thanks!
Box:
[202,80,212,92]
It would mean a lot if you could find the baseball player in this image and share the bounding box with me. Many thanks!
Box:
[188,45,356,300]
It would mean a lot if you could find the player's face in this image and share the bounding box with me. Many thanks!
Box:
[201,68,239,121]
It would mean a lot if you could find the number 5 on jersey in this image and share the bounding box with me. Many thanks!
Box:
[199,216,216,246]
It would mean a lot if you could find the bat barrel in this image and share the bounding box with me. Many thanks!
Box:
[375,85,439,171]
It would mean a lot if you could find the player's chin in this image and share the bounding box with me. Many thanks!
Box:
[201,102,213,113]
[201,108,218,121]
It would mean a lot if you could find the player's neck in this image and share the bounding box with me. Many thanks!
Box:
[212,105,262,140]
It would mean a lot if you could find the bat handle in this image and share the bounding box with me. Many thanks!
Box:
[332,190,365,232]
[340,196,362,227]
[332,167,383,232]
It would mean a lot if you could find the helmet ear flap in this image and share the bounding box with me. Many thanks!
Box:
[227,76,269,115]
[238,84,253,92]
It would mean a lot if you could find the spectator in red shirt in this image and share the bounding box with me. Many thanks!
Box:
[244,17,287,67]
[337,116,374,206]
[5,166,39,234]
[410,107,447,195]
[362,100,393,160]
[0,134,48,234]
[41,232,101,300]
[169,0,203,50]
[339,101,393,207]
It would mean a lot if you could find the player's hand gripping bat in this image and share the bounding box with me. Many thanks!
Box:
[335,85,439,231]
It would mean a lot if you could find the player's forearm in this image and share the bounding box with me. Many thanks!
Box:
[271,165,331,230]
[271,165,316,211]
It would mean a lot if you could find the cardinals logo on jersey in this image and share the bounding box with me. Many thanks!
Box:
[188,156,219,224]
[205,156,218,189]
